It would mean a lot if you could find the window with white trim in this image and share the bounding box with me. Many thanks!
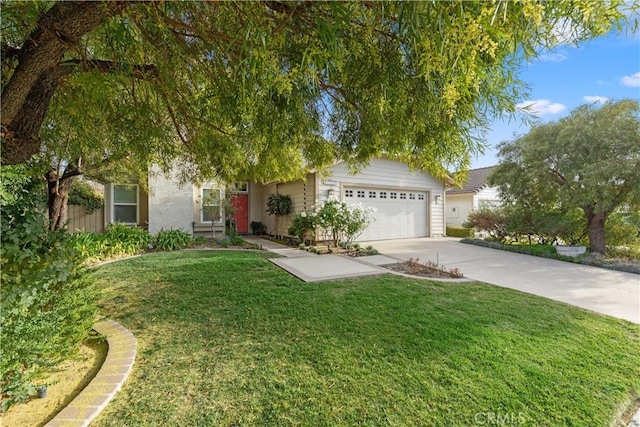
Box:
[390,192,397,199]
[400,193,407,199]
[345,190,354,198]
[357,190,365,198]
[113,184,138,224]
[201,188,223,223]
[380,192,387,199]
[369,191,376,198]
[409,193,416,200]
[418,194,425,200]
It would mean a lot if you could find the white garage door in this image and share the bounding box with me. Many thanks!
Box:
[343,187,428,241]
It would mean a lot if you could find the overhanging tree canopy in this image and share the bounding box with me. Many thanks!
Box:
[489,99,640,254]
[1,1,636,185]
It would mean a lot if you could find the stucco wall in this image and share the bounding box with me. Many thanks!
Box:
[147,171,195,234]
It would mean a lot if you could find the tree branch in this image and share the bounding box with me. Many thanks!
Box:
[60,59,159,79]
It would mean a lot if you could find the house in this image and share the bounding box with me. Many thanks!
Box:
[103,158,449,241]
[445,166,500,228]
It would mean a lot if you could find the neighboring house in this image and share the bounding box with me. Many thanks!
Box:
[445,166,500,228]
[104,158,449,241]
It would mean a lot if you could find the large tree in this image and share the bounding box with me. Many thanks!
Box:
[1,1,636,227]
[490,100,640,254]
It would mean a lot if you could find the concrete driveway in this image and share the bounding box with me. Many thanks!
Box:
[368,237,640,324]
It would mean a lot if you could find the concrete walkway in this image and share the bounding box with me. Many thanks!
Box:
[244,236,390,282]
[368,237,640,324]
[243,236,315,258]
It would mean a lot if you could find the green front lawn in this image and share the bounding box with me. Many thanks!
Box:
[92,251,640,426]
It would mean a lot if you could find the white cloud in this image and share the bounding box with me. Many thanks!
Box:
[621,72,640,87]
[583,95,609,104]
[516,99,567,116]
[538,51,568,62]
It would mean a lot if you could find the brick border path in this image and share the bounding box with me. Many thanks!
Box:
[45,320,136,427]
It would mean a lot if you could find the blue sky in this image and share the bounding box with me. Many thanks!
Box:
[471,29,640,169]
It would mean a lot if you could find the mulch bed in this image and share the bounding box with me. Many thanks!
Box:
[383,259,464,279]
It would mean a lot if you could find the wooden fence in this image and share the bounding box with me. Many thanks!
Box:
[67,204,104,234]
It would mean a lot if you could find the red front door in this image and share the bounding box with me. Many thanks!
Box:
[231,194,249,234]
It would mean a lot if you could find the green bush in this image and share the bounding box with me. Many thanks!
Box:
[72,223,151,262]
[446,226,474,238]
[217,235,231,248]
[359,245,379,256]
[68,179,104,214]
[266,194,292,216]
[1,169,97,411]
[606,212,640,247]
[153,229,193,251]
[288,213,316,239]
[463,207,508,242]
[250,221,267,235]
[606,245,640,261]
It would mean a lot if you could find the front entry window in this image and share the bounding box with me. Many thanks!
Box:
[202,188,222,223]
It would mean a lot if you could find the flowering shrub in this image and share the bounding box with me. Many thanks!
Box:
[313,200,375,251]
[288,201,375,251]
[341,203,376,253]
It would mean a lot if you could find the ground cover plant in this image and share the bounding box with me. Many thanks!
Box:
[91,251,640,426]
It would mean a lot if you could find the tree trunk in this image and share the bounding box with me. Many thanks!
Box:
[1,1,129,165]
[584,207,607,254]
[45,165,82,231]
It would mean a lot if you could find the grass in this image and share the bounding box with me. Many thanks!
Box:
[91,251,640,426]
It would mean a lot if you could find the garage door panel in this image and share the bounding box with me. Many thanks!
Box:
[344,187,427,241]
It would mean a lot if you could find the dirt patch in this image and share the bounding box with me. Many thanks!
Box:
[383,258,464,279]
[2,338,108,427]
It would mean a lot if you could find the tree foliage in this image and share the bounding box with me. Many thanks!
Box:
[2,0,636,186]
[490,100,640,253]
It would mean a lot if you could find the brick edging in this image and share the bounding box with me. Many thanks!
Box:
[45,320,137,427]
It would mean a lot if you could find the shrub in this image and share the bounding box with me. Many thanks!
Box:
[217,236,231,247]
[606,212,640,247]
[193,236,206,246]
[229,235,245,246]
[250,221,267,235]
[266,194,292,216]
[1,169,97,411]
[68,179,104,214]
[446,226,474,238]
[313,200,375,251]
[104,223,152,253]
[463,207,508,242]
[288,212,316,240]
[153,229,193,251]
[72,223,151,262]
[606,245,640,261]
[359,245,379,256]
